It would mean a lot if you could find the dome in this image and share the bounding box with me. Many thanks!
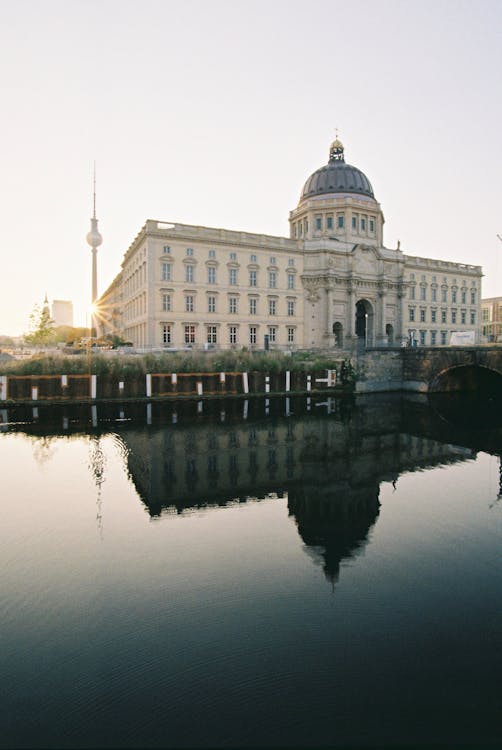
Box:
[300,140,374,202]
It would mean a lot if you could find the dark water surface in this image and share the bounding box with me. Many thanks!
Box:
[1,394,501,748]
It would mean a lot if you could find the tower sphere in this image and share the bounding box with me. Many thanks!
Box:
[86,219,103,248]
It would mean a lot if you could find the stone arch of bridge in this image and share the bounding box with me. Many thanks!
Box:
[428,363,502,394]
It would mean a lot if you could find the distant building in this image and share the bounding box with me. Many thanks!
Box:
[52,300,74,327]
[481,296,502,342]
[97,137,482,351]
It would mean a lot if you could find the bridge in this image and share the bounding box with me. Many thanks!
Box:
[355,346,502,393]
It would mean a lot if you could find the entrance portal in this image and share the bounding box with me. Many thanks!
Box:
[355,299,374,348]
[333,322,343,348]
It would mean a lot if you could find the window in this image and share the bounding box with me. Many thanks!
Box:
[420,330,426,346]
[207,326,217,344]
[249,326,257,345]
[369,218,375,232]
[249,298,257,315]
[250,254,257,263]
[229,252,237,260]
[441,331,447,345]
[461,290,466,304]
[471,290,476,304]
[451,310,457,324]
[304,220,308,233]
[409,286,415,300]
[410,273,415,280]
[420,286,426,301]
[431,287,437,302]
[441,310,447,324]
[326,216,333,229]
[162,324,172,344]
[208,266,216,284]
[361,217,366,231]
[431,309,437,323]
[162,293,171,312]
[184,325,195,344]
[431,330,437,345]
[287,274,295,290]
[452,289,457,303]
[161,263,171,281]
[185,265,194,283]
[287,300,295,316]
[288,258,295,266]
[229,268,237,285]
[209,249,216,258]
[229,326,237,344]
[163,245,171,254]
[338,215,344,228]
[352,216,357,229]
[287,327,295,344]
[270,256,276,265]
[207,295,216,313]
[269,271,276,288]
[409,308,415,322]
[315,216,322,230]
[229,297,238,314]
[186,247,194,256]
[268,326,277,343]
[470,311,476,324]
[461,310,466,324]
[420,309,426,323]
[249,270,257,287]
[269,299,277,316]
[185,295,194,313]
[441,288,447,303]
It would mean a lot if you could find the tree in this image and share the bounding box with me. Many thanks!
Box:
[24,303,55,346]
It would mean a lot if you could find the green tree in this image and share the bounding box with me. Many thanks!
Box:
[24,303,55,346]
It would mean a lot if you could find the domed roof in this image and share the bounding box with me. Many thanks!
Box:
[300,139,374,202]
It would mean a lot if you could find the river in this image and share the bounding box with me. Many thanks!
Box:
[0,394,501,748]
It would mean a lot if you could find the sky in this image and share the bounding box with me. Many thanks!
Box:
[1,0,501,335]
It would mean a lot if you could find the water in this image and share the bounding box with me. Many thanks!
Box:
[0,394,501,748]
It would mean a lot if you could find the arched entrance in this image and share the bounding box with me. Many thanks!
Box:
[355,299,374,348]
[386,323,394,346]
[333,322,343,348]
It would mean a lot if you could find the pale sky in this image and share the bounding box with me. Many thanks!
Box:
[1,0,501,335]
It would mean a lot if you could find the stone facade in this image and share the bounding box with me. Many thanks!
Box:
[97,138,482,351]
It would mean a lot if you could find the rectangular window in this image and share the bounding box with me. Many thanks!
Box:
[287,274,295,290]
[269,271,276,289]
[230,252,237,260]
[186,247,194,256]
[162,293,171,312]
[209,249,216,258]
[461,290,466,304]
[185,265,194,283]
[337,215,344,228]
[249,270,257,287]
[409,308,415,322]
[431,287,437,302]
[207,326,217,344]
[441,310,447,324]
[452,289,457,303]
[207,295,216,313]
[162,324,172,344]
[269,299,277,316]
[250,254,257,263]
[249,326,257,345]
[470,311,476,324]
[471,290,476,305]
[315,216,322,230]
[229,268,237,285]
[369,219,375,232]
[229,326,237,344]
[420,309,426,323]
[431,309,437,323]
[185,295,194,313]
[461,310,466,324]
[184,325,195,344]
[409,286,415,300]
[229,297,238,314]
[270,257,276,265]
[451,310,457,324]
[420,330,426,346]
[287,327,295,344]
[326,216,333,229]
[268,326,277,343]
[288,258,295,266]
[208,266,216,284]
[287,300,295,316]
[420,286,426,301]
[441,289,447,303]
[441,331,447,345]
[161,263,171,281]
[249,298,257,315]
[163,245,171,254]
[352,216,357,230]
[361,217,366,231]
[431,330,437,345]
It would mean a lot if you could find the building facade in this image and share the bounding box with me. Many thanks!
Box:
[98,138,482,350]
[481,296,502,342]
[51,299,74,327]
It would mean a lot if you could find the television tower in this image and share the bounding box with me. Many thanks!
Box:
[86,164,103,330]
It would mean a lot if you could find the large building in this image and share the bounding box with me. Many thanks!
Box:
[481,296,502,342]
[51,299,74,327]
[98,138,482,351]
